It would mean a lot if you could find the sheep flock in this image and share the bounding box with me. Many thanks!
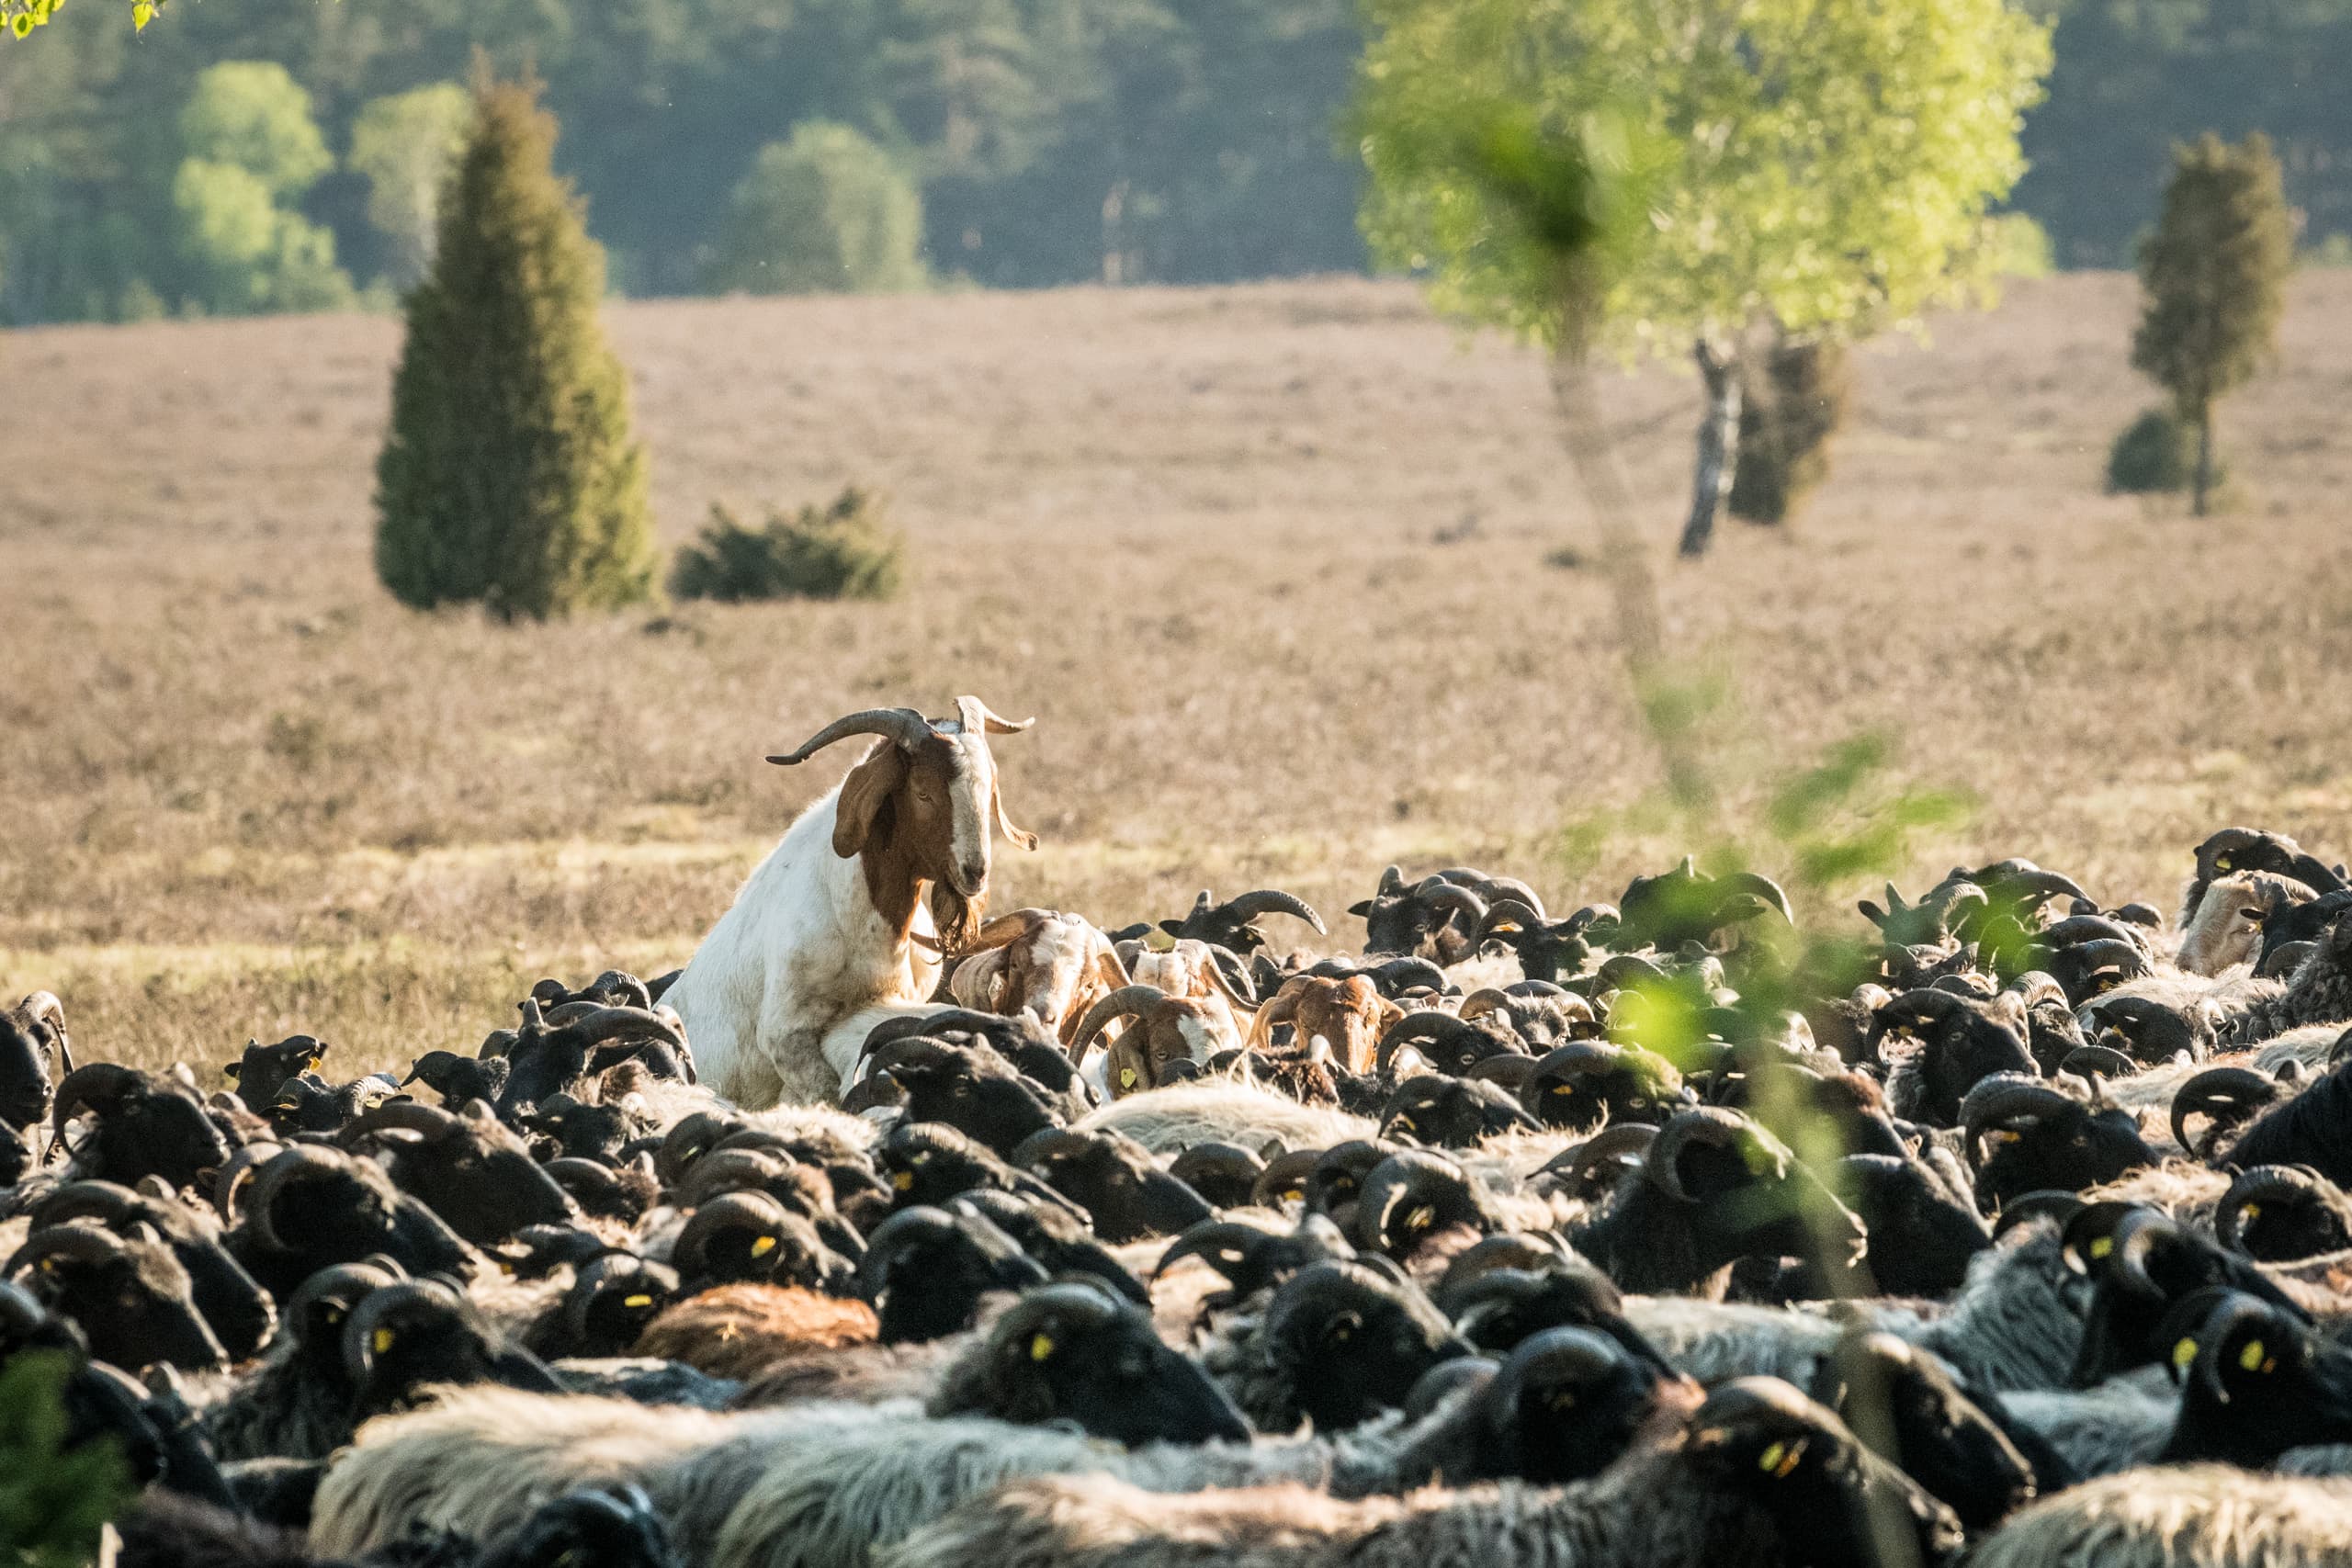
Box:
[12,798,2352,1568]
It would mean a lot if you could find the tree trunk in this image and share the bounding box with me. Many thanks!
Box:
[1101,180,1129,286]
[2191,404,2213,516]
[1678,339,1742,558]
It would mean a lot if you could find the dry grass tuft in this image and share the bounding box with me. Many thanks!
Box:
[4,275,2348,1074]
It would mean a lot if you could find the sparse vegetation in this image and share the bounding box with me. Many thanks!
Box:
[4,275,2350,1071]
[373,75,658,622]
[671,489,906,603]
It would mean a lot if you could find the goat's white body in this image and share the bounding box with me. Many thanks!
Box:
[664,784,941,1108]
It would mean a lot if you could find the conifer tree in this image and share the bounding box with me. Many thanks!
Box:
[375,73,657,620]
[2132,132,2293,516]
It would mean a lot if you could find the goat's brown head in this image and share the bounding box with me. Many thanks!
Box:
[769,698,1037,951]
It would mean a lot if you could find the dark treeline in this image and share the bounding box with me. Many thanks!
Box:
[0,0,2347,323]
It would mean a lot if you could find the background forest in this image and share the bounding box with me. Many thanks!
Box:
[4,0,2349,324]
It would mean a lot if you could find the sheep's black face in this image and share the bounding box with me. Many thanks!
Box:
[1481,1326,1667,1483]
[0,1014,53,1131]
[1976,1108,2157,1212]
[16,1234,228,1373]
[976,1287,1250,1448]
[862,1206,1048,1344]
[1687,1379,1965,1568]
[879,1126,1008,1210]
[2081,997,2204,1064]
[223,1035,326,1113]
[888,1053,1060,1161]
[1811,1334,2036,1531]
[1015,1133,1209,1244]
[1878,992,2034,1126]
[2230,1189,2352,1263]
[1267,1262,1473,1430]
[1834,1156,1988,1298]
[76,1086,233,1193]
[1379,1077,1527,1149]
[2160,1291,2352,1468]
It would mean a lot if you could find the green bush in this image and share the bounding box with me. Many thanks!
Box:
[2106,405,2214,494]
[0,1351,136,1568]
[375,75,658,622]
[671,489,905,603]
[702,123,926,295]
[1989,211,2054,278]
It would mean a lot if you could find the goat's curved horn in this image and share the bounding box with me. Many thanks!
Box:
[2169,1066,2279,1157]
[2217,1166,2331,1255]
[967,910,1052,953]
[1221,890,1326,935]
[1072,986,1166,1052]
[954,696,1035,737]
[767,708,933,765]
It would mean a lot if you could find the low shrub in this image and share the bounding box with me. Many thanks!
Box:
[2106,406,2212,495]
[670,487,905,603]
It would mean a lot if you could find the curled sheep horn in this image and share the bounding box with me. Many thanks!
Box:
[336,1100,463,1148]
[1250,1149,1326,1208]
[1540,1122,1658,1185]
[1477,900,1546,942]
[1222,890,1327,935]
[209,1140,286,1224]
[1410,876,1487,926]
[31,1179,145,1230]
[1466,1055,1537,1091]
[2169,1066,2280,1158]
[1646,1106,1784,1204]
[51,1062,142,1133]
[2215,1165,2330,1256]
[768,707,934,766]
[243,1144,361,1255]
[1713,871,1793,926]
[1375,1012,1464,1077]
[672,1190,795,1283]
[6,1221,133,1278]
[19,992,72,1075]
[2060,1043,2140,1081]
[1071,986,1167,1055]
[1959,1075,2075,1168]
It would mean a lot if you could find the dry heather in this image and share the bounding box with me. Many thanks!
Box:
[2,274,2348,1075]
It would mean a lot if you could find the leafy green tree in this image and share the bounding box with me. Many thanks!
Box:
[1356,0,2052,557]
[180,62,333,200]
[375,74,659,622]
[704,123,927,294]
[348,83,472,289]
[4,0,164,37]
[2131,131,2291,516]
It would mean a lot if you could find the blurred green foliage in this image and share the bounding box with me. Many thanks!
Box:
[349,83,472,288]
[0,1351,135,1568]
[703,124,927,295]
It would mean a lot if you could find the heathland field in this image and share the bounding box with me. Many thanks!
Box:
[4,273,2348,1073]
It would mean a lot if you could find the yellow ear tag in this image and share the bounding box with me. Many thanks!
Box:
[2243,1203,2262,1224]
[2216,855,2233,870]
[1408,1205,1436,1232]
[1546,1390,1577,1413]
[1283,1187,1305,1202]
[1757,1441,1786,1475]
[306,1055,323,1072]
[1120,1068,1138,1089]
[1551,1084,1576,1096]
[1773,1438,1805,1478]
[2240,1338,2268,1373]
[2173,1337,2199,1371]
[1030,1333,1055,1361]
[373,1328,395,1354]
[2089,1236,2114,1260]
[892,1171,914,1191]
[623,1294,654,1309]
[751,1235,778,1258]
[1392,1115,1416,1133]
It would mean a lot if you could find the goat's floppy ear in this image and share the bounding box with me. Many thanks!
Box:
[833,742,907,859]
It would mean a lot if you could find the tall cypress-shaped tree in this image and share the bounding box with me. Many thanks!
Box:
[2132,132,2292,517]
[374,74,657,620]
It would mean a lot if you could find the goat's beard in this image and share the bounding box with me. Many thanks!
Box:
[929,881,985,956]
